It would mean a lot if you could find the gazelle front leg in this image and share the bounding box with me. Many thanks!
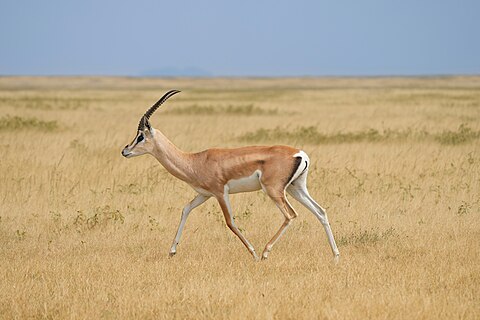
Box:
[169,193,210,256]
[216,191,259,261]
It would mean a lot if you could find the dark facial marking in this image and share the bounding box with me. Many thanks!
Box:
[137,134,144,143]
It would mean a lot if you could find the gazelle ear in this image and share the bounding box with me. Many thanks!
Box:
[144,120,154,136]
[148,125,155,136]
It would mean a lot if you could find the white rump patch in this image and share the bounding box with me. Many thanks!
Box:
[227,170,262,194]
[289,150,310,184]
[293,150,309,160]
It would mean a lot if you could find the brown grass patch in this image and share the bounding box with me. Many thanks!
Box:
[0,76,479,319]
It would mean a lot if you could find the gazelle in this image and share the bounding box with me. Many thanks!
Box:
[122,90,340,261]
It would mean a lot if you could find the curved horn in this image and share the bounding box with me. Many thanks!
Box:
[138,89,181,131]
[145,89,181,119]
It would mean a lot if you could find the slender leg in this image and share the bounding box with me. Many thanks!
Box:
[216,193,259,260]
[169,194,210,256]
[261,192,298,260]
[287,175,340,259]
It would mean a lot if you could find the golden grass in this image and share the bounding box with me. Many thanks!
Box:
[0,76,479,319]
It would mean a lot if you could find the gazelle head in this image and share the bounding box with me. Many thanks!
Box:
[121,90,181,158]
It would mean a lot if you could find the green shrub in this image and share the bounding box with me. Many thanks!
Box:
[434,124,480,145]
[0,115,58,131]
[165,104,278,115]
[238,125,479,145]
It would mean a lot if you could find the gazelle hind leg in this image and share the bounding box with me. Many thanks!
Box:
[261,188,298,260]
[287,174,340,259]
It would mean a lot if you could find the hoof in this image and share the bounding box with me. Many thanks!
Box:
[252,252,260,261]
[333,254,340,264]
[169,251,176,258]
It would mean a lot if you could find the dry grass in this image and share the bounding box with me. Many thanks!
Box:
[0,76,479,319]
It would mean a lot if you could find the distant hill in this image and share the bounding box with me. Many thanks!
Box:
[140,67,212,77]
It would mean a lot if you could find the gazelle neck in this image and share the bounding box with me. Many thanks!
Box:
[150,129,193,182]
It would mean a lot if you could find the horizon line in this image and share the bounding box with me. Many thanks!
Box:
[1,73,479,79]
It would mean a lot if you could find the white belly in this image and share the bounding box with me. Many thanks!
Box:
[227,170,262,194]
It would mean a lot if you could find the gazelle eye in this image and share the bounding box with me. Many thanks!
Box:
[137,135,144,143]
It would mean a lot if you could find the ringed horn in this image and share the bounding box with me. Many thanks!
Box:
[138,89,181,131]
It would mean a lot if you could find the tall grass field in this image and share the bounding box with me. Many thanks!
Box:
[0,76,479,319]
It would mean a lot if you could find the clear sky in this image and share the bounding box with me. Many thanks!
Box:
[1,0,479,77]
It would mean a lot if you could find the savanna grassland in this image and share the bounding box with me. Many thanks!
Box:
[0,76,479,319]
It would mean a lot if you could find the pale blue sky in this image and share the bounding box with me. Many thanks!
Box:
[0,0,479,76]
